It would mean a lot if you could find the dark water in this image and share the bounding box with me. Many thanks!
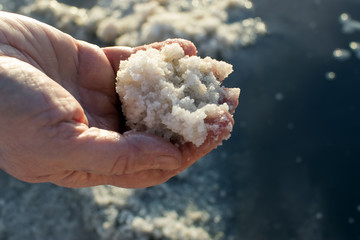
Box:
[219,0,360,239]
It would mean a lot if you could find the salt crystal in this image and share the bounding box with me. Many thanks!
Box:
[325,72,336,81]
[116,43,240,147]
[333,48,351,61]
[349,42,360,59]
[339,13,360,34]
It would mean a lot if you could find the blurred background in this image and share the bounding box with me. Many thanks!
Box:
[0,0,360,239]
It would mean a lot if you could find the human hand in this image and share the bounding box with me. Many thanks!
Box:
[0,12,237,188]
[104,43,238,181]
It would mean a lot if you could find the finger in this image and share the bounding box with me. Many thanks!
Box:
[220,87,241,114]
[52,168,173,188]
[102,46,134,73]
[170,112,235,175]
[63,126,182,176]
[102,38,197,73]
[104,169,173,188]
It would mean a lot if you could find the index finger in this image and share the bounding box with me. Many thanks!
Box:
[174,111,235,173]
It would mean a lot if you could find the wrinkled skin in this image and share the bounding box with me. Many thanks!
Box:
[0,11,237,188]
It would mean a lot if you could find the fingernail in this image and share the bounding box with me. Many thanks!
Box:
[155,155,181,170]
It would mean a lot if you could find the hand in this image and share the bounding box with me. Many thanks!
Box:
[0,12,236,188]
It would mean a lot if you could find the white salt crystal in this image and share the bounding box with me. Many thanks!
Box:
[116,43,240,146]
[325,71,336,81]
[339,13,360,34]
[349,42,360,59]
[333,48,351,61]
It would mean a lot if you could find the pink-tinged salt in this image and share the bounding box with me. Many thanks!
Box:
[116,43,240,147]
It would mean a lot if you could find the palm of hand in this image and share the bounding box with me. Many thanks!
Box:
[0,12,182,188]
[0,15,121,129]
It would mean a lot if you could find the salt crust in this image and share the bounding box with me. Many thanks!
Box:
[116,43,240,146]
[0,155,233,240]
[16,0,266,57]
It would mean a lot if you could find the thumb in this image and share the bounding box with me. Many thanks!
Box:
[65,127,182,175]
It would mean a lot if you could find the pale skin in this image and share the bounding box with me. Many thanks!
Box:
[0,11,237,188]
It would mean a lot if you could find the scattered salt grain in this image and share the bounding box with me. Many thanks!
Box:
[325,71,336,81]
[333,48,351,61]
[339,13,360,34]
[349,42,360,59]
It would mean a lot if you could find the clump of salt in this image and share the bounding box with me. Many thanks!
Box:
[339,13,360,34]
[116,43,240,147]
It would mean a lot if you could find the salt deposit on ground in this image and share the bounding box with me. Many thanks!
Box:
[116,43,239,146]
[327,13,360,79]
[0,155,234,240]
[334,13,360,61]
[101,0,266,57]
[2,0,266,57]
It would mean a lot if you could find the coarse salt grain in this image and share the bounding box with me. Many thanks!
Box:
[116,43,240,146]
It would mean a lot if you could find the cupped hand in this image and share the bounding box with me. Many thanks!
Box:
[0,12,237,188]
